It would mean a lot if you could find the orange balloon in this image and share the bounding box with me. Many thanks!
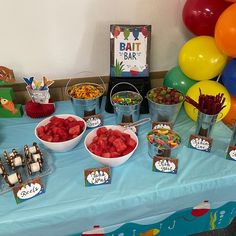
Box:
[223,95,236,128]
[215,3,236,57]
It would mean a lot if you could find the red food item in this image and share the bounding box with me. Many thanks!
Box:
[37,116,85,142]
[25,100,55,118]
[88,127,137,158]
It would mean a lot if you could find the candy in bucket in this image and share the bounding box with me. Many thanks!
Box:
[185,90,226,137]
[110,82,143,124]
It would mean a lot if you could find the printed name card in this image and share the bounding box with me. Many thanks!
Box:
[152,122,172,130]
[84,114,103,128]
[152,156,178,174]
[84,167,111,187]
[226,146,236,161]
[13,177,45,204]
[188,134,213,152]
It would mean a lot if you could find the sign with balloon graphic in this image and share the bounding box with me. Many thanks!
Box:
[163,0,236,129]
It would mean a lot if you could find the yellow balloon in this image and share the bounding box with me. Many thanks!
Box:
[184,80,231,122]
[179,36,227,81]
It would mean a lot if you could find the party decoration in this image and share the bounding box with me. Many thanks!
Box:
[163,66,197,95]
[23,76,54,104]
[222,59,236,97]
[0,88,23,117]
[110,24,151,77]
[22,76,55,118]
[0,66,15,84]
[182,0,230,36]
[215,3,236,57]
[179,36,227,81]
[184,80,231,122]
[223,95,236,128]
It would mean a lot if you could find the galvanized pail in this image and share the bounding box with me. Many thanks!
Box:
[229,124,236,147]
[147,128,181,159]
[195,111,220,137]
[110,82,143,124]
[66,74,105,118]
[147,88,183,125]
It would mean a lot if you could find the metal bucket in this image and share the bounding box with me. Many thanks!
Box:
[229,124,236,147]
[147,129,181,159]
[66,73,105,118]
[110,82,143,124]
[147,88,183,125]
[195,111,220,137]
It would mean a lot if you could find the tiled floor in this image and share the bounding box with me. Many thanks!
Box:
[191,218,236,236]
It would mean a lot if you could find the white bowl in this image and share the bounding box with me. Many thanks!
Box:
[35,114,87,152]
[84,125,138,167]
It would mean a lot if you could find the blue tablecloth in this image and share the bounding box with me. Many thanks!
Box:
[0,100,235,236]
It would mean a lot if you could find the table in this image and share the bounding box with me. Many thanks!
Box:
[0,100,236,236]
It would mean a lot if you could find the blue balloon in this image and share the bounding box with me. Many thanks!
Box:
[222,59,236,97]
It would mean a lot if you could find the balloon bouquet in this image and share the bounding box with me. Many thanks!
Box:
[163,0,236,130]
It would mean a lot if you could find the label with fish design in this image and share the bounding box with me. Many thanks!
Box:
[152,121,172,130]
[153,156,178,174]
[13,177,45,204]
[226,145,236,161]
[188,134,212,152]
[84,114,103,128]
[84,167,111,187]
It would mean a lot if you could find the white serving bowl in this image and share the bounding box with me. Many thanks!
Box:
[35,114,87,152]
[84,125,139,167]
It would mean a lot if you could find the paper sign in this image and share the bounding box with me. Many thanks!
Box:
[153,156,178,174]
[188,134,213,152]
[152,121,172,130]
[84,167,111,187]
[84,114,103,128]
[12,177,45,204]
[110,24,151,77]
[226,146,236,161]
[119,123,138,135]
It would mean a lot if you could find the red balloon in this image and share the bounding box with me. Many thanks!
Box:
[182,0,231,36]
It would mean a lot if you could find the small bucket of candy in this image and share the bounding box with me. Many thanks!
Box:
[110,82,143,124]
[147,128,181,158]
[66,73,105,125]
[147,86,184,125]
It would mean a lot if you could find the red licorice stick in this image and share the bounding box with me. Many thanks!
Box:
[185,92,226,115]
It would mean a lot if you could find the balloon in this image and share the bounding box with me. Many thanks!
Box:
[184,80,231,122]
[223,95,236,128]
[215,3,236,57]
[222,59,236,97]
[182,0,230,36]
[179,36,227,81]
[163,66,197,95]
[225,0,236,3]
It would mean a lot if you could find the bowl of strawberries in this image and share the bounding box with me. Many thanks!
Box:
[84,125,138,167]
[35,114,86,152]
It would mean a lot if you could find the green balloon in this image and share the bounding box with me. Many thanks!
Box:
[163,66,197,95]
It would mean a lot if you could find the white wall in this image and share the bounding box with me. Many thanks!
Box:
[0,0,192,81]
